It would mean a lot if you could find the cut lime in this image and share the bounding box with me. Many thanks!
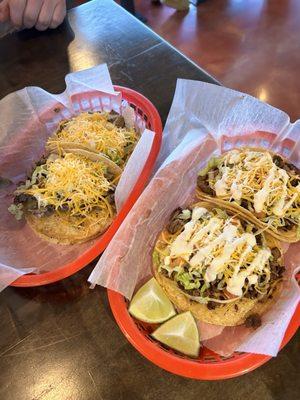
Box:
[151,311,200,357]
[129,277,176,323]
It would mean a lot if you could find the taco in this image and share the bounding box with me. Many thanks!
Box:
[196,148,300,243]
[9,150,117,244]
[46,111,139,169]
[153,202,285,326]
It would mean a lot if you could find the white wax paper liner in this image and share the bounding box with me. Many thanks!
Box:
[89,80,300,357]
[0,64,155,290]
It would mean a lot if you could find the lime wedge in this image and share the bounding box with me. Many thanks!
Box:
[151,311,200,357]
[129,277,176,323]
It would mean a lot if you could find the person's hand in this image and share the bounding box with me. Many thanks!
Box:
[0,0,67,31]
[0,0,10,24]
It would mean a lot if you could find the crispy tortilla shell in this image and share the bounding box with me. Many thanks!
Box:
[197,193,298,243]
[26,212,113,245]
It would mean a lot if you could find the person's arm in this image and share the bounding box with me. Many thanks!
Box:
[0,0,66,31]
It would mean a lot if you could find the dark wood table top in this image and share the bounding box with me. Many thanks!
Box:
[0,1,299,399]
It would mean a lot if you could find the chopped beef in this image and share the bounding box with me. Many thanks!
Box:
[27,198,38,210]
[190,289,201,297]
[35,156,47,166]
[256,234,263,246]
[285,162,300,175]
[234,304,239,312]
[282,218,295,231]
[114,116,125,128]
[208,280,220,294]
[44,205,55,216]
[245,285,259,299]
[270,264,285,281]
[244,314,262,329]
[258,273,267,284]
[32,204,55,217]
[170,208,182,219]
[273,155,300,175]
[207,301,216,310]
[170,271,177,279]
[106,191,115,205]
[240,219,248,231]
[14,193,35,205]
[107,110,125,128]
[104,169,115,181]
[166,207,188,234]
[177,281,185,291]
[273,155,284,168]
[181,264,189,273]
[59,204,69,212]
[124,144,134,155]
[197,175,215,196]
[56,120,68,135]
[241,199,248,209]
[291,178,300,187]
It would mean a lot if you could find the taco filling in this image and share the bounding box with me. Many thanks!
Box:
[197,149,300,238]
[46,111,139,168]
[9,152,117,243]
[154,205,284,312]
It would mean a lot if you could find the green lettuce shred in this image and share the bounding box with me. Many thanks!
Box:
[214,208,228,220]
[8,204,24,220]
[176,272,200,290]
[152,250,160,267]
[198,156,220,177]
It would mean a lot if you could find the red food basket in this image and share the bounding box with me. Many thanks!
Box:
[11,86,162,287]
[108,129,300,379]
[108,275,300,380]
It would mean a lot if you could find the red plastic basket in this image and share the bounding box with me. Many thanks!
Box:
[11,86,162,287]
[108,132,300,379]
[108,275,299,380]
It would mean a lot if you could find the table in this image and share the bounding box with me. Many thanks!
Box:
[0,1,299,399]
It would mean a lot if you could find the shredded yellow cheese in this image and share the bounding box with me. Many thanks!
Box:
[47,112,138,167]
[17,153,114,224]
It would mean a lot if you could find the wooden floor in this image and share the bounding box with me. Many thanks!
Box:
[128,0,300,121]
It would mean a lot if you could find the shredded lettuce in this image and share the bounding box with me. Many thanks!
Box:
[8,204,24,220]
[176,272,200,290]
[180,209,191,220]
[15,179,32,191]
[152,250,160,267]
[213,208,228,220]
[198,157,220,177]
[31,165,48,185]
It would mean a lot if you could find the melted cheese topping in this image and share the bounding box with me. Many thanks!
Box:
[47,112,138,167]
[209,149,300,223]
[17,153,114,223]
[165,206,272,297]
